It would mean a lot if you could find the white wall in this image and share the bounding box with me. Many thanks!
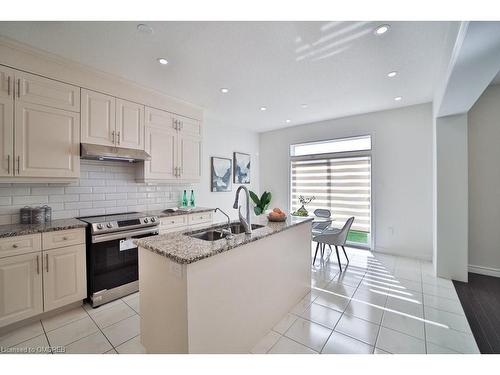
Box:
[468,84,500,277]
[259,103,434,260]
[434,114,468,282]
[193,120,260,224]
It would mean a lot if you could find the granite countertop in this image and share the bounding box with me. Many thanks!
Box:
[134,215,313,265]
[143,207,215,218]
[0,218,87,238]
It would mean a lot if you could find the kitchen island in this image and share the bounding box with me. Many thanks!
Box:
[135,216,313,353]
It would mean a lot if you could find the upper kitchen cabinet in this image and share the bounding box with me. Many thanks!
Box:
[81,89,115,147]
[15,102,80,178]
[138,107,202,183]
[81,89,145,150]
[0,67,14,177]
[0,67,81,181]
[116,98,144,150]
[15,71,80,112]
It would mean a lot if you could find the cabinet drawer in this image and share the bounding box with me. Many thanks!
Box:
[188,211,213,226]
[160,215,188,230]
[42,228,85,250]
[0,234,42,258]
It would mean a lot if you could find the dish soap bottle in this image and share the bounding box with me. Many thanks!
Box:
[189,190,195,207]
[182,190,188,208]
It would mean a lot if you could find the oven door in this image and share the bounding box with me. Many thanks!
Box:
[88,227,159,295]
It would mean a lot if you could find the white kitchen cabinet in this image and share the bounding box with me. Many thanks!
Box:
[0,96,14,177]
[139,106,202,183]
[0,252,43,327]
[81,89,145,150]
[116,98,144,150]
[143,124,177,180]
[0,66,15,100]
[81,89,116,147]
[14,102,80,178]
[0,68,81,181]
[42,244,87,312]
[178,133,202,181]
[15,70,80,112]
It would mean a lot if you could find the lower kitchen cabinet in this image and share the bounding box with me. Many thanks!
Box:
[0,229,86,329]
[42,244,87,312]
[0,252,43,327]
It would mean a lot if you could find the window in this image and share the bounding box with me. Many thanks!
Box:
[290,135,371,157]
[290,136,371,246]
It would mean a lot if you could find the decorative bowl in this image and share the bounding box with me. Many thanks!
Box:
[267,214,287,222]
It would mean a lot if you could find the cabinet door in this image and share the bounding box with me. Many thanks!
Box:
[144,125,178,180]
[116,99,144,150]
[176,115,201,137]
[0,252,43,328]
[178,133,202,181]
[81,89,115,147]
[14,102,80,178]
[42,244,86,312]
[0,66,15,99]
[0,96,14,177]
[15,71,80,112]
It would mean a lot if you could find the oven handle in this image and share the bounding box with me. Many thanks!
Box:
[92,226,159,243]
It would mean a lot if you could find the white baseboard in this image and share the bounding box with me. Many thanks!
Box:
[468,264,500,278]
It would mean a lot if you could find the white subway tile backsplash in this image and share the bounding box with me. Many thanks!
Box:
[30,187,65,195]
[64,187,93,194]
[12,196,49,205]
[0,161,188,222]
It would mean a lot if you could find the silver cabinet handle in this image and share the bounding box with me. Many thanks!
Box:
[36,255,40,275]
[16,156,20,175]
[172,119,177,130]
[45,253,49,272]
[7,155,10,174]
[12,244,18,248]
[63,236,68,240]
[179,167,182,177]
[112,130,115,144]
[180,121,183,130]
[174,166,178,177]
[17,78,20,98]
[117,131,120,145]
[7,76,10,96]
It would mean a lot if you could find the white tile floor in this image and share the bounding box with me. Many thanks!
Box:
[0,246,480,354]
[0,291,144,354]
[251,246,480,354]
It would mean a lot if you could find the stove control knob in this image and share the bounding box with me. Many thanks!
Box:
[144,218,149,223]
[106,223,113,228]
[151,217,156,222]
[96,224,103,230]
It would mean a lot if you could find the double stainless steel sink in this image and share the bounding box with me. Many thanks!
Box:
[187,223,265,241]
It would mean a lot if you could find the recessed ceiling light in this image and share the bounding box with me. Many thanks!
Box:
[285,119,291,123]
[394,96,402,101]
[374,24,390,35]
[387,71,398,78]
[260,106,267,111]
[220,88,229,93]
[157,58,169,65]
[137,24,153,34]
[301,104,308,108]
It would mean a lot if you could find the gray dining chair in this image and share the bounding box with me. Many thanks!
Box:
[311,208,332,235]
[312,217,355,271]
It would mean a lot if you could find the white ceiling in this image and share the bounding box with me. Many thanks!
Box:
[0,21,458,132]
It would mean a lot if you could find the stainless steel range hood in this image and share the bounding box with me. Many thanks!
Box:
[80,144,151,162]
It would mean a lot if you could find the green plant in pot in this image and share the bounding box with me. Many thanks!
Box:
[249,191,272,216]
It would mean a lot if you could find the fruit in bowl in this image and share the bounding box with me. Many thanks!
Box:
[267,208,287,222]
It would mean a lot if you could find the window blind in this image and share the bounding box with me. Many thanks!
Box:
[290,156,371,232]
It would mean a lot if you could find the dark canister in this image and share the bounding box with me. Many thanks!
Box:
[31,207,45,224]
[43,205,52,223]
[20,206,32,224]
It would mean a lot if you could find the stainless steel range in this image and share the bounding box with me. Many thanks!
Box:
[78,212,159,307]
